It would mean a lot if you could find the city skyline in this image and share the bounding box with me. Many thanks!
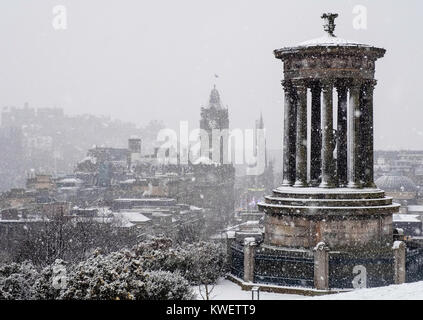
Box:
[0,0,422,151]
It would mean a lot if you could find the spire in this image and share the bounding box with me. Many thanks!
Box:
[259,112,264,129]
[255,112,267,169]
[255,112,264,130]
[208,85,223,109]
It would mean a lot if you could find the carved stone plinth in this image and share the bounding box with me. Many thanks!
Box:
[259,187,398,250]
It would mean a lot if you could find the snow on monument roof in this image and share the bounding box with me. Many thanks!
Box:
[297,34,368,47]
[294,13,371,48]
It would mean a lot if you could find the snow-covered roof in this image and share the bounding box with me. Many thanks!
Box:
[415,167,423,175]
[120,179,136,184]
[152,212,171,217]
[245,220,260,225]
[227,230,236,238]
[376,175,417,192]
[115,198,173,202]
[120,220,135,228]
[58,187,79,191]
[192,156,218,165]
[393,214,421,223]
[74,217,114,224]
[115,211,151,223]
[408,205,423,213]
[57,177,83,184]
[79,156,97,164]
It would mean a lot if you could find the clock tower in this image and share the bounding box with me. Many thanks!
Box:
[199,85,229,164]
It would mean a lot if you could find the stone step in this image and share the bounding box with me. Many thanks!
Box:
[272,186,386,200]
[258,202,400,217]
[264,195,393,207]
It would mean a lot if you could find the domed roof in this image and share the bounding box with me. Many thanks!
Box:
[297,34,368,48]
[375,175,417,193]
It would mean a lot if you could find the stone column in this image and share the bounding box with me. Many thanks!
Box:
[282,81,297,186]
[288,96,298,185]
[243,237,257,283]
[293,80,308,187]
[361,80,376,188]
[320,79,336,188]
[313,242,330,290]
[393,241,406,284]
[347,79,363,188]
[337,83,348,186]
[310,83,322,186]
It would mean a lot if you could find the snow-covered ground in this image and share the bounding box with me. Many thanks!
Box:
[194,279,304,300]
[194,278,423,300]
[309,282,423,300]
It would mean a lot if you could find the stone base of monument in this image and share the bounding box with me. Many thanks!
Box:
[229,187,407,290]
[261,186,398,249]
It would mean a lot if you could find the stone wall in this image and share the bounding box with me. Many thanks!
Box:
[264,213,392,250]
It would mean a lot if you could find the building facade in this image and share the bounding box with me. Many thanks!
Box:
[200,86,229,164]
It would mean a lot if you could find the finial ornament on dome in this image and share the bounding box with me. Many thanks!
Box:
[321,13,338,37]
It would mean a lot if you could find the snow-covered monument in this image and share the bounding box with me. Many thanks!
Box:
[229,13,423,292]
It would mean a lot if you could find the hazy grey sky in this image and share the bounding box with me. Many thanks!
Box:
[0,0,422,150]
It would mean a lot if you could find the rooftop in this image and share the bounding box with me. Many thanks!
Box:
[393,214,421,223]
[375,175,417,192]
[115,211,151,223]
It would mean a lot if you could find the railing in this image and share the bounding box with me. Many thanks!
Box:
[230,243,244,279]
[253,253,314,287]
[229,240,423,288]
[406,247,423,283]
[329,254,394,289]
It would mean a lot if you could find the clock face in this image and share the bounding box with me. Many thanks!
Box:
[208,119,217,129]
